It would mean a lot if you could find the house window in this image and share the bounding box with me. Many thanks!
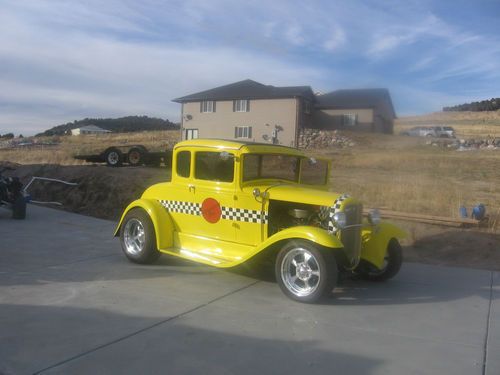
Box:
[234,126,252,139]
[304,100,311,114]
[233,99,249,112]
[184,128,199,140]
[200,100,215,113]
[342,114,358,126]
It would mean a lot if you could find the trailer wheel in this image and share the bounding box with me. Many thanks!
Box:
[127,147,145,166]
[104,147,123,167]
[12,195,26,220]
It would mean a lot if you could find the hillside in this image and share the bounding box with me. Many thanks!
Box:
[36,116,179,137]
[444,98,500,112]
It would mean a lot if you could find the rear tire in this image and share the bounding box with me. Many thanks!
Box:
[12,195,26,220]
[119,208,160,264]
[360,239,403,282]
[275,240,337,303]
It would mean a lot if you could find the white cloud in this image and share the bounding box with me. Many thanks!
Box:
[323,26,346,51]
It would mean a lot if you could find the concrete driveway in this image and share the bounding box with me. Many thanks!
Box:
[0,205,498,375]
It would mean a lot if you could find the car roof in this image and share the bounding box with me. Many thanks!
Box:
[174,139,305,156]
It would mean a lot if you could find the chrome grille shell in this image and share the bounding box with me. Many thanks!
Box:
[339,203,363,264]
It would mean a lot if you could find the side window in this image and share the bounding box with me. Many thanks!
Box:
[195,152,234,182]
[176,151,191,178]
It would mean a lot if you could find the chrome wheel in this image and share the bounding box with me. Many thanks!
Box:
[281,247,321,297]
[123,218,145,256]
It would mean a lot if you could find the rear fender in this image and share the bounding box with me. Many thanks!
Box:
[361,222,407,269]
[114,199,174,249]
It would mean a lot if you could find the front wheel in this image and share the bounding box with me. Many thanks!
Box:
[119,208,160,264]
[360,238,403,282]
[275,240,337,303]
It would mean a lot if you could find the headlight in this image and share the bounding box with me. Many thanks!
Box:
[332,212,346,229]
[368,209,381,225]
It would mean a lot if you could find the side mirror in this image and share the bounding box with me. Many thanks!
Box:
[253,188,261,198]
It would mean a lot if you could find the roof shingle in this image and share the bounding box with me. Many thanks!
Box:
[173,79,314,102]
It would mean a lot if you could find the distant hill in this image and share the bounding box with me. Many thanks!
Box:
[443,98,500,112]
[36,116,180,137]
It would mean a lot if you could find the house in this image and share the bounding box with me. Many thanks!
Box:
[71,125,111,135]
[314,89,396,134]
[172,80,396,146]
[173,80,314,147]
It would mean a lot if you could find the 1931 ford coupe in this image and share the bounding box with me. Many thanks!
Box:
[115,139,406,303]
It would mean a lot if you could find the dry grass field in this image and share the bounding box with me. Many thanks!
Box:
[395,110,500,138]
[0,130,180,165]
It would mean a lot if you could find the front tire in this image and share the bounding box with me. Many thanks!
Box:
[120,208,160,264]
[360,238,403,281]
[275,240,337,303]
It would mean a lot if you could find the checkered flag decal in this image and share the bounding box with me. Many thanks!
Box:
[158,200,267,224]
[328,194,350,233]
[159,200,201,215]
[221,207,268,224]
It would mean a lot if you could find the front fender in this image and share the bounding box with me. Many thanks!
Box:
[114,199,174,250]
[361,222,407,269]
[258,226,343,251]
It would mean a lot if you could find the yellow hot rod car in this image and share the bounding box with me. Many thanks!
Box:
[115,139,406,303]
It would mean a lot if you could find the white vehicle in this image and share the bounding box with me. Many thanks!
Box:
[433,126,455,138]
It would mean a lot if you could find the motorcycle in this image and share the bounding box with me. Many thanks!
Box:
[0,166,27,219]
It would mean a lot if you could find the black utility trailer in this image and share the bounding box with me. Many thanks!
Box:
[74,145,172,167]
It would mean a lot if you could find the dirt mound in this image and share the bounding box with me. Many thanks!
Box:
[3,164,170,220]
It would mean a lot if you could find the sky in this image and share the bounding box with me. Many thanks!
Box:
[1,0,500,135]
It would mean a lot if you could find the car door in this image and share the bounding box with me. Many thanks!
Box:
[190,150,236,243]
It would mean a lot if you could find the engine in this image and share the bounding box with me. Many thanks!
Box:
[267,200,327,236]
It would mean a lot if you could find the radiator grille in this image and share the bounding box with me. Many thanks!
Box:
[340,203,362,263]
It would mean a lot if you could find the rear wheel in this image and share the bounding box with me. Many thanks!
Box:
[120,208,160,264]
[360,239,403,281]
[275,240,337,303]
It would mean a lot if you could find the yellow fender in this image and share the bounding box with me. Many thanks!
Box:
[255,225,344,253]
[360,222,407,269]
[114,199,174,250]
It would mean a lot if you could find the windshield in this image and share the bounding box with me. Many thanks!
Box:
[242,153,328,185]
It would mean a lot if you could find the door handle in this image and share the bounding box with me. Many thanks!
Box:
[188,184,195,192]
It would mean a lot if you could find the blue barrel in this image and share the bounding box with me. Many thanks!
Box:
[471,204,486,220]
[459,206,467,218]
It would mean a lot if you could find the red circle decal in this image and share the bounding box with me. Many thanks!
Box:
[201,198,222,223]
